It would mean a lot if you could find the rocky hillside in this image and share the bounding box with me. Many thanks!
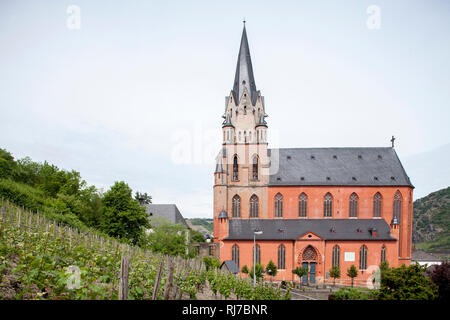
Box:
[413,186,450,253]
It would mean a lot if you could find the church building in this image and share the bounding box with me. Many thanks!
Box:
[213,25,414,287]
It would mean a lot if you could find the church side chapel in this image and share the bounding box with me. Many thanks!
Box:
[213,24,414,287]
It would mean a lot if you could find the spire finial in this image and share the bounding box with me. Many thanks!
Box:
[391,135,396,148]
[243,18,246,25]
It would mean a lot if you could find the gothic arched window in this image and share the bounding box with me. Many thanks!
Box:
[373,192,382,217]
[332,245,340,267]
[393,191,402,223]
[253,244,261,265]
[250,195,259,218]
[232,156,238,181]
[299,193,307,217]
[232,195,241,218]
[274,193,283,217]
[252,156,258,181]
[302,246,317,261]
[359,245,368,270]
[324,193,333,217]
[232,244,240,268]
[278,245,286,270]
[349,193,358,217]
[381,245,386,264]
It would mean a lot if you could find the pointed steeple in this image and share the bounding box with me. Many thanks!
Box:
[232,24,258,106]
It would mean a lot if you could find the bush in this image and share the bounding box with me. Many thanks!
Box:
[377,264,438,300]
[331,287,374,300]
[203,256,221,271]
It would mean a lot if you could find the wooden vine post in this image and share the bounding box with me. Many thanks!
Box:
[163,256,175,300]
[119,256,130,300]
[152,260,165,300]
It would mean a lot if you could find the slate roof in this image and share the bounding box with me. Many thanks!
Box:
[268,147,413,187]
[143,204,189,228]
[225,219,396,241]
[221,260,240,274]
[232,25,258,106]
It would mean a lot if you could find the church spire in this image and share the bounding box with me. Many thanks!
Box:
[232,23,258,106]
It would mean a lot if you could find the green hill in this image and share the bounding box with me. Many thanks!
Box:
[413,186,450,253]
[185,218,213,236]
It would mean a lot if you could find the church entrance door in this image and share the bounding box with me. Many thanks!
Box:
[301,262,308,284]
[310,262,316,284]
[301,245,318,285]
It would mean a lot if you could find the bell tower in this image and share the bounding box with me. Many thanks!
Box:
[214,24,270,245]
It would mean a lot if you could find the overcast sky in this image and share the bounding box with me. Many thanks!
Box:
[1,0,449,218]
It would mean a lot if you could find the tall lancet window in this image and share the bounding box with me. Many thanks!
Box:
[253,244,261,265]
[299,193,307,217]
[324,193,333,217]
[278,245,286,270]
[332,245,340,267]
[252,156,258,181]
[232,195,241,218]
[381,245,386,263]
[232,156,238,181]
[359,245,368,270]
[232,244,240,268]
[349,193,358,217]
[250,195,259,217]
[393,191,402,223]
[274,193,283,217]
[373,192,382,217]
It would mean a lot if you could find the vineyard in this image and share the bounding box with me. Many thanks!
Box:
[0,199,290,300]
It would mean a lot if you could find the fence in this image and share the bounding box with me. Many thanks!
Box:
[0,198,213,300]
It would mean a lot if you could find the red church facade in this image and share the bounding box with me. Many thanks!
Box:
[213,26,413,287]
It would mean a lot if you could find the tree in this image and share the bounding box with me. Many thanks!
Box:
[100,181,150,244]
[134,191,152,205]
[347,265,358,287]
[292,267,308,284]
[0,148,16,179]
[377,264,438,300]
[249,264,265,282]
[241,265,249,275]
[202,256,221,270]
[266,260,277,281]
[329,265,341,286]
[380,260,389,273]
[190,229,206,243]
[427,261,450,301]
[142,217,193,257]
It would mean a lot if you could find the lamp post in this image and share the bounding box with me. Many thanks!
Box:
[253,229,263,287]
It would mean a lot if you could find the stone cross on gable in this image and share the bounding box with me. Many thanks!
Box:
[391,135,396,148]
